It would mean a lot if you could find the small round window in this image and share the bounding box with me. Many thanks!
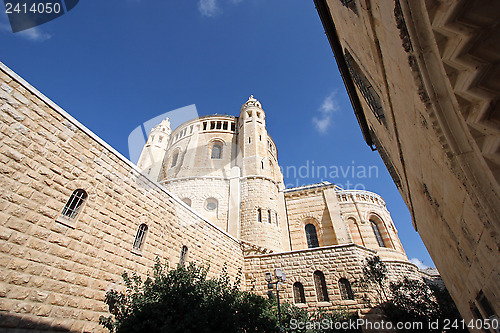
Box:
[205,198,218,211]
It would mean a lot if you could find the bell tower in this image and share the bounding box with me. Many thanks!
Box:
[237,96,285,252]
[137,118,171,181]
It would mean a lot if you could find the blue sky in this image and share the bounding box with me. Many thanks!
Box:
[0,0,434,268]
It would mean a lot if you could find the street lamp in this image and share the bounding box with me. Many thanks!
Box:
[265,268,286,332]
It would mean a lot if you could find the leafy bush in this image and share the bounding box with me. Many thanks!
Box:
[100,259,360,333]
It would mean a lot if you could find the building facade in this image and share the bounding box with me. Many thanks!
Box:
[1,61,425,332]
[314,0,499,327]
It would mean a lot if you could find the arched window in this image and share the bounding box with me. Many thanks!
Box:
[179,245,188,266]
[182,198,192,207]
[370,220,385,247]
[205,198,218,211]
[133,224,148,251]
[313,271,329,302]
[268,210,272,224]
[257,208,262,223]
[171,151,179,167]
[346,218,363,246]
[338,278,354,300]
[305,224,319,248]
[293,282,306,304]
[61,189,87,220]
[211,143,222,159]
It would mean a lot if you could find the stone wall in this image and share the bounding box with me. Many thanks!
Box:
[0,62,244,332]
[240,177,283,251]
[163,177,230,231]
[244,244,420,312]
[317,0,500,323]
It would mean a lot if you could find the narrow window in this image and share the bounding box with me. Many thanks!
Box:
[248,137,251,144]
[203,122,207,131]
[61,189,87,220]
[293,282,306,304]
[344,49,386,125]
[275,212,278,226]
[190,125,193,133]
[171,152,179,167]
[471,304,484,320]
[259,134,262,141]
[339,278,354,300]
[314,271,329,302]
[305,224,319,248]
[370,220,385,247]
[179,245,188,266]
[261,161,264,169]
[257,208,262,223]
[210,121,216,130]
[231,123,235,131]
[477,291,496,319]
[223,122,228,130]
[211,143,222,159]
[216,121,222,129]
[340,0,357,13]
[268,210,272,224]
[133,224,148,251]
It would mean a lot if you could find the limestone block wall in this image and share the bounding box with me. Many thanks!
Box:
[318,0,500,323]
[337,190,406,261]
[239,177,282,252]
[0,62,244,332]
[243,244,420,312]
[285,188,338,250]
[163,177,230,231]
[160,116,238,181]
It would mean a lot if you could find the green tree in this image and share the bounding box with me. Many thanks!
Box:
[359,256,389,302]
[100,260,276,333]
[384,278,467,332]
[100,259,361,333]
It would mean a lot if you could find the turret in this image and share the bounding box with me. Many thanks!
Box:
[237,96,286,252]
[137,118,171,181]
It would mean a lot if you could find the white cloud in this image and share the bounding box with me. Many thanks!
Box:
[198,0,219,17]
[409,258,429,270]
[198,0,244,17]
[0,16,51,42]
[312,91,338,134]
[17,27,52,42]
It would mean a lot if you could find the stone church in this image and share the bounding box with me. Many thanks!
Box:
[0,62,431,332]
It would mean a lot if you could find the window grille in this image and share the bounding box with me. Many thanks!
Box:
[314,271,329,302]
[305,224,319,248]
[344,50,386,125]
[339,278,354,300]
[133,224,148,251]
[293,282,306,304]
[370,220,385,247]
[61,189,87,220]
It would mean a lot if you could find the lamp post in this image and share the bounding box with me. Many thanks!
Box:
[265,268,286,333]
